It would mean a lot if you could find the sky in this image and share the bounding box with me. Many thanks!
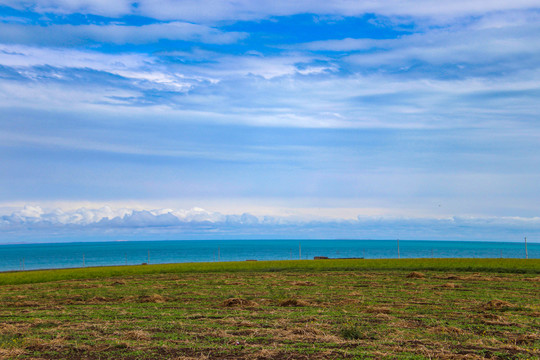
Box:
[1,1,540,243]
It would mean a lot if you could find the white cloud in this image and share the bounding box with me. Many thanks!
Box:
[343,28,540,68]
[0,44,205,99]
[2,0,134,18]
[1,4,539,131]
[1,51,539,131]
[1,205,540,242]
[0,43,149,70]
[2,205,130,225]
[0,205,255,229]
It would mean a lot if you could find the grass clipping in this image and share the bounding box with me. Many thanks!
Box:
[222,298,258,308]
[406,271,426,279]
[482,299,516,310]
[279,298,310,307]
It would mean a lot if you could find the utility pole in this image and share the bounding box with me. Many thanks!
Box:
[299,242,302,260]
[83,253,85,267]
[397,239,400,259]
[525,237,528,259]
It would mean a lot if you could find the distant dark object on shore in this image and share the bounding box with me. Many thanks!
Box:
[314,256,364,260]
[245,259,257,261]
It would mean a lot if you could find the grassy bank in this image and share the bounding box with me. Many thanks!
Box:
[1,258,539,286]
[0,259,539,359]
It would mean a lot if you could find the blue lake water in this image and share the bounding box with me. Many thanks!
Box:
[0,239,538,272]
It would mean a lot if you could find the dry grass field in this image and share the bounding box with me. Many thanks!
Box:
[0,259,539,359]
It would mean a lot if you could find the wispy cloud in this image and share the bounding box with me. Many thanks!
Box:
[1,7,539,130]
[0,22,247,45]
[5,1,540,22]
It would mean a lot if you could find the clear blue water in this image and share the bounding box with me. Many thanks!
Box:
[0,239,538,272]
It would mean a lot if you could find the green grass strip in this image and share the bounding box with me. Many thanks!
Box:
[0,258,538,285]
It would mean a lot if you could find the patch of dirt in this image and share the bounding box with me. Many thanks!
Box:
[290,281,316,286]
[406,271,425,279]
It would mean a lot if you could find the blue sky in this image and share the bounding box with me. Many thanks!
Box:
[1,1,540,243]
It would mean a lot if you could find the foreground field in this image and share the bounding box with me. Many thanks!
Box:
[0,259,539,359]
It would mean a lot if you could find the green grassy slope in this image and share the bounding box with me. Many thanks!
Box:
[1,258,538,285]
